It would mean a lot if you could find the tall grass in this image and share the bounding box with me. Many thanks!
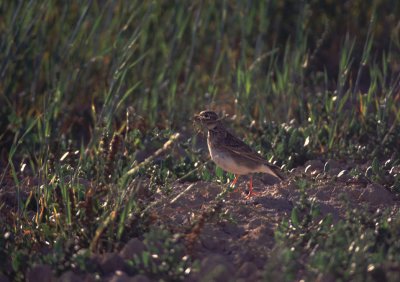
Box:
[1,1,399,138]
[1,0,400,280]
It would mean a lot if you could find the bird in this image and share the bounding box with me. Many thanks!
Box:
[193,110,284,198]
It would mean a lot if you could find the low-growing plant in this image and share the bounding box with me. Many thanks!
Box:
[266,181,400,281]
[1,1,400,281]
[125,228,198,280]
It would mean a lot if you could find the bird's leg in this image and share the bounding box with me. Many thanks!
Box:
[230,174,241,192]
[245,175,258,198]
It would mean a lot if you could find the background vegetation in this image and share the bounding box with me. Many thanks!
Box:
[0,0,400,281]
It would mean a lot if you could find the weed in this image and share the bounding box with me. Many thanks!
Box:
[1,1,400,280]
[126,228,197,280]
[267,181,400,281]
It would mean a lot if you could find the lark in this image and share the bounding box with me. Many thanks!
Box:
[194,110,284,198]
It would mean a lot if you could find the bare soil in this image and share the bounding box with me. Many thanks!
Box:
[3,159,400,282]
[147,159,399,281]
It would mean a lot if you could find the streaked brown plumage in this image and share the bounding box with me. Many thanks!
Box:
[194,110,284,197]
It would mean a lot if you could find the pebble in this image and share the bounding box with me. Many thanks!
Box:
[120,238,147,260]
[58,271,84,282]
[195,255,235,282]
[99,253,125,274]
[26,265,54,282]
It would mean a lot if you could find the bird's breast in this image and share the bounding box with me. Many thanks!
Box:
[207,137,254,175]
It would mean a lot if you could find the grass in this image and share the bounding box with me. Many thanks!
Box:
[0,0,400,281]
[266,181,400,281]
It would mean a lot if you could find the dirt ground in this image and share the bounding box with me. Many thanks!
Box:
[147,159,399,281]
[83,159,398,282]
[4,159,400,282]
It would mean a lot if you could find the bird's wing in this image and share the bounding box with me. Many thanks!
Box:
[221,131,269,163]
[221,131,285,180]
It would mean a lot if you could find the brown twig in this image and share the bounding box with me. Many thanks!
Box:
[126,133,181,176]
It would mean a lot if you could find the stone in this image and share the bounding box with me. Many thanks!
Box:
[359,183,394,206]
[58,271,84,282]
[221,221,245,237]
[324,159,342,172]
[130,274,151,282]
[237,261,258,278]
[26,265,54,282]
[99,253,125,274]
[120,238,147,260]
[105,270,134,282]
[304,160,324,172]
[196,255,235,282]
[337,170,351,181]
[200,228,226,251]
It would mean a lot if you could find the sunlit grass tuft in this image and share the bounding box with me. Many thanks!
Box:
[1,0,400,280]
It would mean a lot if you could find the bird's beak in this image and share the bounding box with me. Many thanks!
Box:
[193,114,201,122]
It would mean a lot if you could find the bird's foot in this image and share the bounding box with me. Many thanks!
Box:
[232,186,242,193]
[245,176,258,198]
[229,174,241,193]
[244,190,259,199]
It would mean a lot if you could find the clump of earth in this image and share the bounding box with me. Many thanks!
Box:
[3,159,399,281]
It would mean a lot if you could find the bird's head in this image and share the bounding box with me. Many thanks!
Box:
[193,110,221,130]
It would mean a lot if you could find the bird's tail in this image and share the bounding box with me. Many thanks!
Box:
[261,163,286,180]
